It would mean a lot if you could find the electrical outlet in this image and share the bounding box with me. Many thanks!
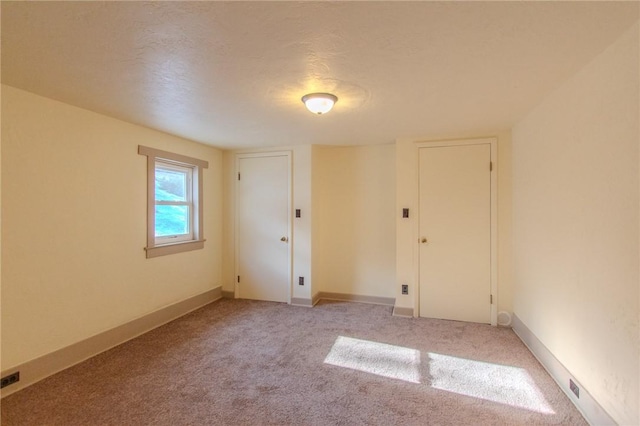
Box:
[401,284,408,295]
[299,277,304,286]
[1,372,20,389]
[569,379,579,398]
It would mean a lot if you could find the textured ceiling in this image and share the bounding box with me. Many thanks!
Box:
[2,1,638,149]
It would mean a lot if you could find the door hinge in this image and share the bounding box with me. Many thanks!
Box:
[238,172,241,181]
[237,275,240,283]
[490,161,493,172]
[490,294,493,304]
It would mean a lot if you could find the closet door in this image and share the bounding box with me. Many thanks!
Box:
[237,153,291,303]
[418,143,491,323]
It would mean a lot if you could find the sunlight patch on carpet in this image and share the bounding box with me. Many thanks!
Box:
[324,336,421,383]
[428,352,555,414]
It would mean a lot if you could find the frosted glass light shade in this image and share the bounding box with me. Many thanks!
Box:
[301,93,338,115]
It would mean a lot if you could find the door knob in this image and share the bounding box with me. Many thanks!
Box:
[421,237,428,243]
[280,236,288,242]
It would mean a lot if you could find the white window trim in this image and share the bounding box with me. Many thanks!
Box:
[139,145,208,258]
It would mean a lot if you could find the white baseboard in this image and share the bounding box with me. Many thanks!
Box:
[511,314,615,425]
[291,297,314,307]
[392,306,414,317]
[0,287,222,398]
[317,291,395,306]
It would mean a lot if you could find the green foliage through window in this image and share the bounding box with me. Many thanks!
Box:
[155,163,192,239]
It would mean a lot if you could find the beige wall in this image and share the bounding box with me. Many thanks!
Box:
[394,131,513,316]
[1,85,223,370]
[313,145,396,298]
[1,86,3,369]
[512,22,639,425]
[223,144,396,302]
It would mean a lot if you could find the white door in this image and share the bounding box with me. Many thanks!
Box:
[418,144,491,323]
[237,154,290,303]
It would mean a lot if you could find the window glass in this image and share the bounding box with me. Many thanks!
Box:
[155,205,190,237]
[154,162,193,243]
[155,168,187,202]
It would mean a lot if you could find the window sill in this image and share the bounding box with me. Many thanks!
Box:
[145,239,206,258]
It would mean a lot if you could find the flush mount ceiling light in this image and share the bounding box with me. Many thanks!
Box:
[301,92,338,115]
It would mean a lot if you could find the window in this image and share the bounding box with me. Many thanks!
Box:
[155,161,193,244]
[138,146,208,258]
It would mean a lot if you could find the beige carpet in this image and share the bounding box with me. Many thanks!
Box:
[1,299,586,425]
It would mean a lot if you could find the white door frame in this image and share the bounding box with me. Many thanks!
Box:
[414,138,498,326]
[235,151,293,304]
